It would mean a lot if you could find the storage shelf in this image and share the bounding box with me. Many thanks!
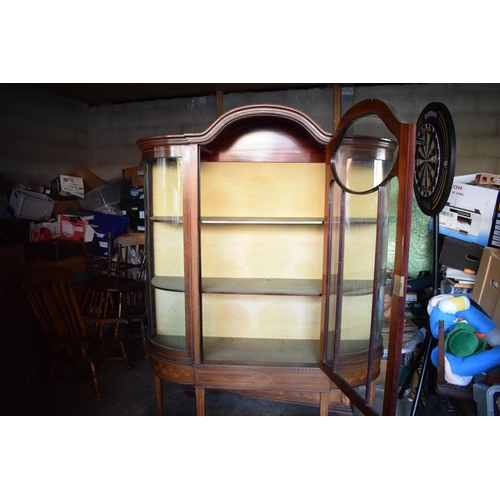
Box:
[202,277,321,296]
[201,217,324,225]
[152,276,322,296]
[152,276,185,291]
[151,276,375,296]
[201,337,375,365]
[203,337,319,365]
[150,216,183,224]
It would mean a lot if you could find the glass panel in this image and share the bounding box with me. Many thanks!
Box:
[148,157,186,350]
[331,115,398,194]
[152,157,183,218]
[325,116,398,375]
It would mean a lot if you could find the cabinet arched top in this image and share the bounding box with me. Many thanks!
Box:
[137,105,333,162]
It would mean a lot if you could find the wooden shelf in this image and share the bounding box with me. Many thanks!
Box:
[202,277,321,296]
[151,276,377,297]
[150,216,183,224]
[201,217,323,225]
[201,337,376,365]
[151,276,322,296]
[151,276,185,291]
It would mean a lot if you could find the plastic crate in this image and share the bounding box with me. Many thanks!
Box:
[80,184,121,211]
[9,189,55,220]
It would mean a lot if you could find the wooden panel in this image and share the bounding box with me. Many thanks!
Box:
[146,354,195,384]
[201,162,325,219]
[195,364,331,391]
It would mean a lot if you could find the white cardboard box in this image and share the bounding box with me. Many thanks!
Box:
[432,174,500,247]
[51,175,85,199]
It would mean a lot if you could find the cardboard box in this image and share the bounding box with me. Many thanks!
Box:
[121,208,145,232]
[50,169,108,213]
[50,175,85,200]
[439,236,483,274]
[432,173,500,247]
[9,188,55,220]
[68,168,107,192]
[29,214,94,243]
[122,165,144,187]
[120,184,144,209]
[472,246,500,324]
[120,184,144,231]
[52,200,84,215]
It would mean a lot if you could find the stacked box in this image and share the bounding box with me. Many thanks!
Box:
[432,173,500,248]
[82,210,130,257]
[121,184,145,232]
[9,189,55,220]
[29,214,94,243]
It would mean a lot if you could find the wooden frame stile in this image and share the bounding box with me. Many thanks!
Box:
[321,99,416,416]
[383,121,415,415]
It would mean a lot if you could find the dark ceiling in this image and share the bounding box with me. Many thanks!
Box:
[30,83,331,106]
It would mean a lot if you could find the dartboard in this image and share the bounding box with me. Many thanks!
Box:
[414,102,456,216]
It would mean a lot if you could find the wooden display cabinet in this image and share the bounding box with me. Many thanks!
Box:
[137,99,415,416]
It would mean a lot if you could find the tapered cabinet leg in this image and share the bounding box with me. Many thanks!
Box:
[319,392,329,416]
[154,375,163,416]
[369,380,377,407]
[195,387,206,416]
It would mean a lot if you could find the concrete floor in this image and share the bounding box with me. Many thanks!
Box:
[5,329,477,417]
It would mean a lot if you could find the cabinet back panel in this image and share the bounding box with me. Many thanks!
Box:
[153,223,184,276]
[200,162,325,218]
[154,289,186,345]
[201,224,323,279]
[202,294,321,340]
[343,223,377,280]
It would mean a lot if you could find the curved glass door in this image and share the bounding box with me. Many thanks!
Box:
[321,101,415,416]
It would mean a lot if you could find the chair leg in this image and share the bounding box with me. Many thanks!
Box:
[119,340,132,370]
[89,361,101,401]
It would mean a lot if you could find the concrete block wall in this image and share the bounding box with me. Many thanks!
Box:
[88,87,335,183]
[353,83,500,176]
[88,94,217,183]
[3,83,500,191]
[0,84,88,188]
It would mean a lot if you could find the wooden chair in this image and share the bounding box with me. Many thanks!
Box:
[81,232,115,282]
[113,232,147,339]
[114,232,146,282]
[23,267,131,401]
